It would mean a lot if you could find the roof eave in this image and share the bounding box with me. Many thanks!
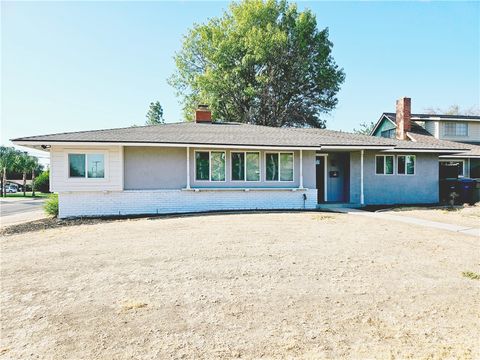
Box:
[381,148,469,153]
[11,140,324,151]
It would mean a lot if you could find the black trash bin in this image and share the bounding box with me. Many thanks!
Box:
[439,178,459,204]
[457,178,477,205]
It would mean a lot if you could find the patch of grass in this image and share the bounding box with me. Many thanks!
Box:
[462,271,480,280]
[4,192,50,198]
[44,194,59,217]
[311,214,334,221]
[122,301,148,311]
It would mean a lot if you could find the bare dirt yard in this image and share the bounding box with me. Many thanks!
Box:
[1,212,479,359]
[384,204,480,229]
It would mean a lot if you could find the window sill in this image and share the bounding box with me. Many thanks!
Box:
[182,187,308,192]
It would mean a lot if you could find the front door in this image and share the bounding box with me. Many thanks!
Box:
[316,156,325,203]
[327,153,350,203]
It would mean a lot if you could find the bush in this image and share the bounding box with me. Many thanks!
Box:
[44,194,58,217]
[34,171,50,193]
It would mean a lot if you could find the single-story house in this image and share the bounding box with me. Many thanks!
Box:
[12,105,469,218]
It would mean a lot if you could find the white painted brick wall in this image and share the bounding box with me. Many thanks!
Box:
[58,189,318,218]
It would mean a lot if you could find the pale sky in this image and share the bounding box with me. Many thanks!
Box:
[2,1,479,165]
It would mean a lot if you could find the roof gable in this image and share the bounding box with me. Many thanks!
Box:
[371,114,396,136]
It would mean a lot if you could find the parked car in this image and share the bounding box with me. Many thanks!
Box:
[2,184,18,193]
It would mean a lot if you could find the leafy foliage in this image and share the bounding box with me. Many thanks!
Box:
[169,0,345,127]
[34,171,50,193]
[44,193,58,217]
[353,121,376,135]
[145,101,165,125]
[1,146,41,197]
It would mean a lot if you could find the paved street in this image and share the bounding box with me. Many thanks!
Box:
[0,198,47,227]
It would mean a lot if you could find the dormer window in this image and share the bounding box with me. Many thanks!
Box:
[444,122,468,137]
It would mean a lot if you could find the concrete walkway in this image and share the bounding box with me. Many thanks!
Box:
[333,208,480,237]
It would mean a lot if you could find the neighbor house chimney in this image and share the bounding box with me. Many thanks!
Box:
[195,105,212,123]
[395,97,411,140]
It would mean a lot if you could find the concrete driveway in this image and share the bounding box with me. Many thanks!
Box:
[0,197,46,227]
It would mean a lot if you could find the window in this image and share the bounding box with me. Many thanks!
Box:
[231,152,260,181]
[246,152,260,181]
[210,152,225,181]
[397,155,415,175]
[380,129,396,138]
[195,151,225,181]
[470,159,480,179]
[266,152,294,181]
[444,122,468,137]
[440,160,464,177]
[195,152,209,180]
[375,155,394,175]
[68,153,105,178]
[69,154,85,177]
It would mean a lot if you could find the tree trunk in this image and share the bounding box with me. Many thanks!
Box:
[32,169,36,197]
[23,172,27,196]
[0,172,3,198]
[2,167,6,197]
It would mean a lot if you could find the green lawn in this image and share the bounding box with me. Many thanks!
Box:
[3,192,50,198]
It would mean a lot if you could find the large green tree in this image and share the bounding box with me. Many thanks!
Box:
[169,0,345,127]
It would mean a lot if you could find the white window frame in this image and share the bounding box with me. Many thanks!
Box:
[66,150,108,181]
[194,150,226,182]
[230,151,261,182]
[397,155,416,176]
[375,155,395,176]
[265,152,295,182]
[443,122,468,137]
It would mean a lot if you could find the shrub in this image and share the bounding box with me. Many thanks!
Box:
[44,194,58,217]
[34,171,50,193]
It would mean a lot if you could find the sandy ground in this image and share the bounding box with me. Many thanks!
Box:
[1,212,479,359]
[385,204,480,229]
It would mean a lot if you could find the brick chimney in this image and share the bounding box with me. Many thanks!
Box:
[195,105,212,123]
[395,97,411,140]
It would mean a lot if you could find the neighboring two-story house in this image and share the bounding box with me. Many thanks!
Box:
[370,97,480,180]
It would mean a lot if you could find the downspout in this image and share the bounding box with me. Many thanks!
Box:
[299,149,303,189]
[186,146,191,189]
[360,150,365,206]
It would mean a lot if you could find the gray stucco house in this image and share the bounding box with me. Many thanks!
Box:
[371,97,480,180]
[12,105,469,218]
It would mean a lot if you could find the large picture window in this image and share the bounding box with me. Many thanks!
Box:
[397,155,415,175]
[195,151,225,181]
[231,152,260,181]
[375,155,394,175]
[266,152,294,181]
[68,153,105,178]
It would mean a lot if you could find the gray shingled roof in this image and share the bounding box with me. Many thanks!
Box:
[12,121,468,151]
[403,132,471,151]
[383,112,480,122]
[13,122,396,148]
